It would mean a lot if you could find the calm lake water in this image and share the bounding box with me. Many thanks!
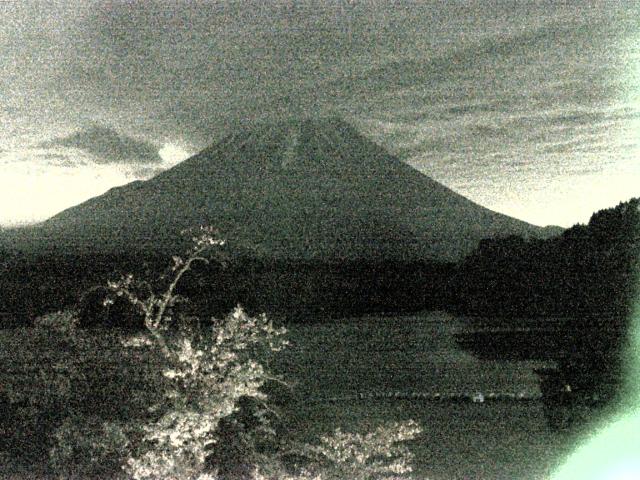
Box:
[275,311,555,400]
[274,312,572,480]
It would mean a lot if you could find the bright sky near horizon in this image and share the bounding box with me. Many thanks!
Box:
[1,0,639,228]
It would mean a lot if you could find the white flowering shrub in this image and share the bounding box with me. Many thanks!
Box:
[105,227,422,480]
[123,306,287,480]
[107,228,287,480]
[282,421,422,480]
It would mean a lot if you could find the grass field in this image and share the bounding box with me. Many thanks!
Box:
[0,311,580,479]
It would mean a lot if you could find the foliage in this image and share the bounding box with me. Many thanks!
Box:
[454,197,640,318]
[0,308,165,464]
[2,310,86,460]
[107,227,288,479]
[122,306,287,480]
[106,226,227,356]
[454,198,640,430]
[283,421,423,480]
[33,309,79,333]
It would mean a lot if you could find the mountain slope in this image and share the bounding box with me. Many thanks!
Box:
[15,117,561,261]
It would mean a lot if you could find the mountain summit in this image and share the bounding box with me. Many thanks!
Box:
[21,117,559,261]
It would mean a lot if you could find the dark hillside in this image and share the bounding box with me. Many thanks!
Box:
[453,198,640,319]
[453,198,640,425]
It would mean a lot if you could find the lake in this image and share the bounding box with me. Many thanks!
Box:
[274,311,555,400]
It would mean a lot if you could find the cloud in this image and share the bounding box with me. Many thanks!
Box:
[545,111,609,127]
[43,125,162,164]
[0,151,132,226]
[440,103,503,118]
[469,124,510,138]
[3,1,634,148]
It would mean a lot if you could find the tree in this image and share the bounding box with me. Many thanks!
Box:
[105,227,287,479]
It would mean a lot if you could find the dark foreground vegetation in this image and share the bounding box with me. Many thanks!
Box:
[0,250,456,326]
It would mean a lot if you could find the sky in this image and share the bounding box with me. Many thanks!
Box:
[1,0,639,227]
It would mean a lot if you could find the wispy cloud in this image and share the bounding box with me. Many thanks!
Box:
[42,125,162,165]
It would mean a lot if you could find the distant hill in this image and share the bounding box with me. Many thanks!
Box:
[7,117,561,262]
[452,198,640,431]
[452,197,640,318]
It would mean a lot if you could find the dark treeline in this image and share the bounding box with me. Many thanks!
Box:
[452,198,640,420]
[190,258,456,319]
[451,198,640,352]
[1,199,638,330]
[0,248,166,322]
[0,247,456,326]
[451,199,640,319]
[77,256,457,326]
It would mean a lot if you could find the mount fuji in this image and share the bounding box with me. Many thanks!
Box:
[9,117,560,262]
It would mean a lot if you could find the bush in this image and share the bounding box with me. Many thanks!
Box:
[2,309,164,464]
[3,311,84,460]
[249,421,422,480]
[284,421,422,480]
[120,306,287,480]
[104,228,288,479]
